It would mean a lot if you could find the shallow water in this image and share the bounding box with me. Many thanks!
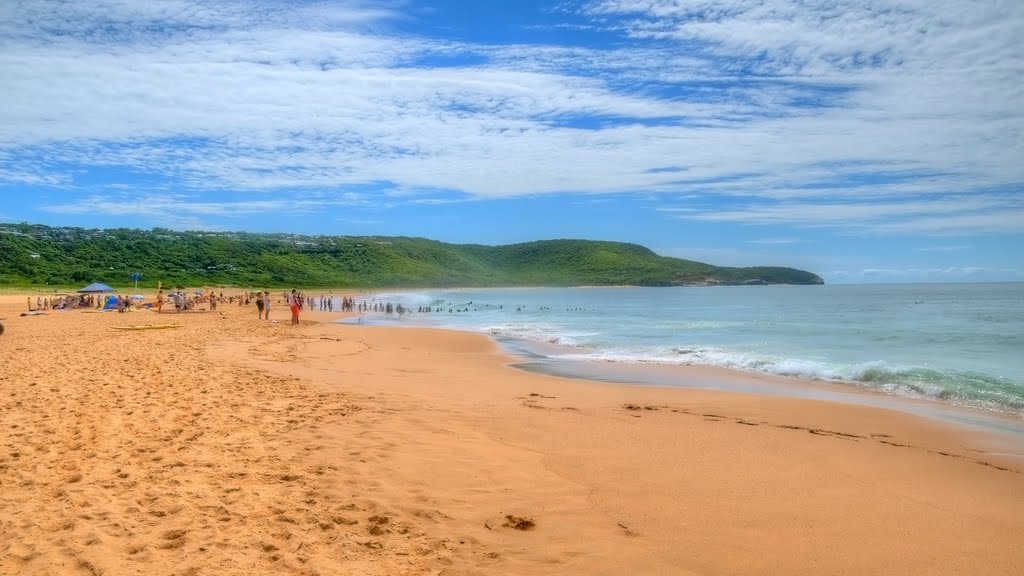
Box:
[340,283,1024,425]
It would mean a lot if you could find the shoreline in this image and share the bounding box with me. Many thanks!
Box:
[343,284,1024,424]
[2,291,1023,574]
[515,357,1024,435]
[339,315,1024,447]
[502,340,1024,440]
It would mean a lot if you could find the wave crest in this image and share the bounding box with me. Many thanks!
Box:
[591,347,1024,412]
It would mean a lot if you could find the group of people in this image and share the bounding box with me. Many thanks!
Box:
[26,295,95,311]
[26,293,130,311]
[39,286,510,325]
[254,291,273,319]
[156,290,223,313]
[242,289,305,325]
[290,294,357,313]
[24,287,470,326]
[243,290,421,325]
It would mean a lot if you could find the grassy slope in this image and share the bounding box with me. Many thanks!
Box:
[0,224,824,288]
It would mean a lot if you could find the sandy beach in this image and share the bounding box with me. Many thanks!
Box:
[1,291,1022,575]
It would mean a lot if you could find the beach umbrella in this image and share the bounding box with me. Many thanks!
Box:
[77,282,115,293]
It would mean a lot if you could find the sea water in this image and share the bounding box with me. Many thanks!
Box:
[343,283,1024,420]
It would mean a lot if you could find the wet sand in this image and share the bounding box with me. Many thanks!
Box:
[1,292,1022,575]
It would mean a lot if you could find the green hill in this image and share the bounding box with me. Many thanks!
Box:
[0,223,824,288]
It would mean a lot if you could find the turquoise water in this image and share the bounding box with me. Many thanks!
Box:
[346,284,1024,417]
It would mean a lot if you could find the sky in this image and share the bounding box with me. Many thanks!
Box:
[1,0,1022,283]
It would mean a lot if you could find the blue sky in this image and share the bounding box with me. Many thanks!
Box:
[1,0,1022,283]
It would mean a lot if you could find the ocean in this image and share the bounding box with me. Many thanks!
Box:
[339,283,1024,425]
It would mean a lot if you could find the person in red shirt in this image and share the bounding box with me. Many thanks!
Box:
[289,289,301,325]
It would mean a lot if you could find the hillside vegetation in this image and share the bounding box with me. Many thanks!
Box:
[0,223,824,288]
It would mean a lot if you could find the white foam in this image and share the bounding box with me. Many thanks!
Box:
[483,323,584,347]
[369,292,436,306]
[552,346,918,387]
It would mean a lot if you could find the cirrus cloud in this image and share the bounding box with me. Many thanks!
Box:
[0,0,1021,238]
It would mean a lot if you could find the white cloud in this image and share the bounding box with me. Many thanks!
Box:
[657,245,808,268]
[336,217,384,225]
[0,167,70,187]
[43,192,368,218]
[748,237,800,245]
[915,245,969,252]
[0,0,1021,236]
[662,196,1024,235]
[829,266,1023,283]
[870,210,1024,235]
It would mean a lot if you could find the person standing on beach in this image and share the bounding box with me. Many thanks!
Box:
[289,289,301,325]
[263,291,271,320]
[256,291,265,319]
[156,289,164,313]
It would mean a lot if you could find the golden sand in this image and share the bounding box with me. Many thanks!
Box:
[1,292,1022,575]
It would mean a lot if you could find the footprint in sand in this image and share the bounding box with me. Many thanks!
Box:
[157,528,188,549]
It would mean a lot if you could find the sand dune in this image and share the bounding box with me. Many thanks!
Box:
[1,293,1021,575]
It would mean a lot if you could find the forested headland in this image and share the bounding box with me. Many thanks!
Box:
[0,223,824,288]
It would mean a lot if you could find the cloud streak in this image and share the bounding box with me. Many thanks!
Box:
[829,266,1023,283]
[660,195,1024,234]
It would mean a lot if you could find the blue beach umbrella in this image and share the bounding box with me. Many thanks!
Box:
[77,282,115,293]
